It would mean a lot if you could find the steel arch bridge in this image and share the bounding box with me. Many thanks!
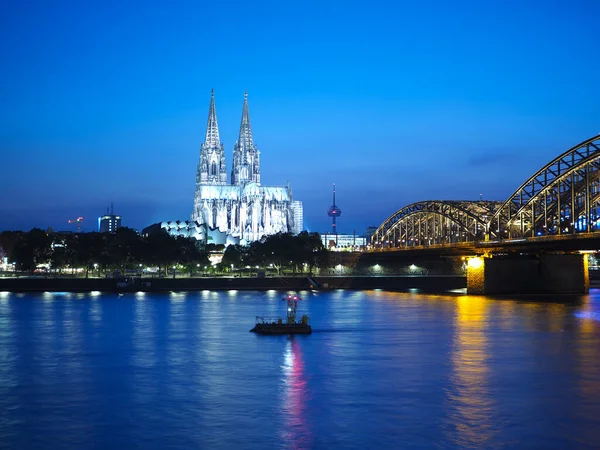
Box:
[489,135,600,239]
[372,134,600,249]
[372,200,502,248]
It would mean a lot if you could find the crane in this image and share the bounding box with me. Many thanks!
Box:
[68,216,84,233]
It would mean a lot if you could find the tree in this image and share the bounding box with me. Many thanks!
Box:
[73,233,108,278]
[176,237,210,276]
[0,231,23,262]
[261,232,297,275]
[297,231,326,274]
[12,228,52,272]
[143,230,177,276]
[111,227,144,270]
[222,244,244,272]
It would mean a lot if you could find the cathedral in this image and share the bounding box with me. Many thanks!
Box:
[190,90,303,244]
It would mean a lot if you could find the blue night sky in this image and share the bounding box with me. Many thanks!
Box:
[1,0,599,234]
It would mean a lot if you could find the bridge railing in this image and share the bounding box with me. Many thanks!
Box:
[370,229,600,252]
[481,231,600,244]
[369,242,476,252]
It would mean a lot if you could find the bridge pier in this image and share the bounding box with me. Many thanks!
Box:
[467,253,589,295]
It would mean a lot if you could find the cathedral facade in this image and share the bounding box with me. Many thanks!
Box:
[191,90,303,244]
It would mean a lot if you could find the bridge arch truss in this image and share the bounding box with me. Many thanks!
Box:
[489,135,600,239]
[372,201,502,249]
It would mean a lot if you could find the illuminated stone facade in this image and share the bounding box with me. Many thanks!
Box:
[191,91,302,244]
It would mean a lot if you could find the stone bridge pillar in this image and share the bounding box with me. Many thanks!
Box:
[467,253,589,295]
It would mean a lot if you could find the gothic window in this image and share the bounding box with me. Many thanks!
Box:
[211,162,217,177]
[212,205,218,228]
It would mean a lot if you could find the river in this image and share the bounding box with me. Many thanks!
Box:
[1,289,600,449]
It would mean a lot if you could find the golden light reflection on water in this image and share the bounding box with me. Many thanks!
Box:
[280,338,311,449]
[577,295,595,335]
[447,296,495,448]
[519,301,567,334]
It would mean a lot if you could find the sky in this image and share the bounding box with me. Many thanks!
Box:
[1,0,600,235]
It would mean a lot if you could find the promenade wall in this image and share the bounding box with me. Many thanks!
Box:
[0,275,466,294]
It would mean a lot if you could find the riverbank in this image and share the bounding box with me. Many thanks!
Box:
[0,275,466,294]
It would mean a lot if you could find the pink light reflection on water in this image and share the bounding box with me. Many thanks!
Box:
[279,337,312,449]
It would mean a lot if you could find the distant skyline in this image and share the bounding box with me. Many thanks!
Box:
[1,0,600,234]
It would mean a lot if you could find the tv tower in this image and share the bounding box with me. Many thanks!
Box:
[327,183,342,242]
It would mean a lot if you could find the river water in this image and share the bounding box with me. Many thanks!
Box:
[1,289,600,449]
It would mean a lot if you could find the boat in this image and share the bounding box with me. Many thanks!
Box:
[250,294,312,335]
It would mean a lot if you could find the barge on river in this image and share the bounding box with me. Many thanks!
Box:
[250,294,311,335]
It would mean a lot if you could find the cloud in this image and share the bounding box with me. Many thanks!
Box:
[467,150,518,167]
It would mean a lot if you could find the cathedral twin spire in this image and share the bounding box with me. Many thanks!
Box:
[197,89,227,185]
[232,92,260,186]
[204,88,221,148]
[197,90,260,187]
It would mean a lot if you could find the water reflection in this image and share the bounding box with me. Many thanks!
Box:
[38,294,58,382]
[200,291,224,364]
[447,296,495,448]
[575,293,600,445]
[280,338,312,449]
[167,293,187,371]
[1,291,600,448]
[132,295,156,368]
[59,297,92,445]
[89,298,102,326]
[0,295,16,392]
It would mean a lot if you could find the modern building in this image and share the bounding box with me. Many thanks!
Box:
[190,90,302,244]
[321,233,366,250]
[291,201,304,234]
[98,205,121,233]
[142,220,236,246]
